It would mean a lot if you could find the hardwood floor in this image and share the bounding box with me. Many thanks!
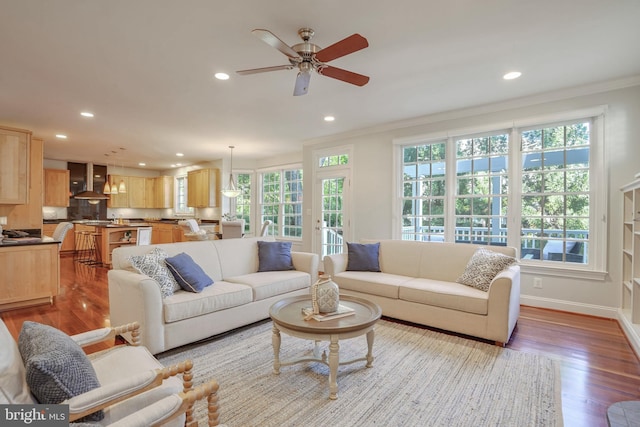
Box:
[2,254,640,426]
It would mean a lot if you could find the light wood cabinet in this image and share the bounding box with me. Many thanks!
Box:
[42,223,75,252]
[0,126,31,204]
[100,226,149,266]
[145,178,156,208]
[44,169,70,207]
[154,176,174,209]
[621,179,640,326]
[151,223,175,244]
[187,168,219,208]
[127,176,146,208]
[0,136,43,231]
[107,176,129,208]
[0,243,60,311]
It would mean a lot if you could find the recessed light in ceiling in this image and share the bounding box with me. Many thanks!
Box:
[503,71,522,80]
[55,134,67,139]
[138,162,146,167]
[176,163,182,166]
[170,164,177,168]
[80,112,94,118]
[324,116,335,122]
[214,72,230,80]
[176,153,184,157]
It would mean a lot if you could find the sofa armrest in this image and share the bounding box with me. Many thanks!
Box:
[108,270,167,355]
[291,251,319,285]
[323,253,348,277]
[486,264,521,344]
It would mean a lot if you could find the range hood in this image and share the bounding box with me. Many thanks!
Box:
[74,163,109,203]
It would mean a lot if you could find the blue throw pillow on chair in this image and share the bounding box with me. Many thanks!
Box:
[257,241,294,272]
[347,242,381,272]
[165,252,213,293]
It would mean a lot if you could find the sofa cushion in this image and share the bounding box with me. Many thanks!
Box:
[18,321,103,421]
[333,271,412,299]
[129,247,180,298]
[399,278,489,315]
[346,242,381,272]
[0,319,35,404]
[165,252,213,293]
[257,241,294,272]
[225,270,310,301]
[162,281,253,323]
[456,248,517,292]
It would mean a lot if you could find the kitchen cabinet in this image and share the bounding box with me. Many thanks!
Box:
[100,226,148,266]
[107,176,129,208]
[43,223,75,252]
[145,178,156,208]
[154,176,174,209]
[44,169,70,207]
[127,176,146,208]
[187,168,219,208]
[151,223,175,244]
[0,136,43,231]
[0,126,31,204]
[0,243,60,311]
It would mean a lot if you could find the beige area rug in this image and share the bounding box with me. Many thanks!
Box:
[158,319,562,427]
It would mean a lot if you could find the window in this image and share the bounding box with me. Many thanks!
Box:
[319,154,349,168]
[455,133,509,245]
[520,121,590,264]
[174,176,193,215]
[402,142,446,241]
[259,167,303,238]
[235,173,252,234]
[397,111,604,272]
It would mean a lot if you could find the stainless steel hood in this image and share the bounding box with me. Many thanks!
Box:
[74,163,109,201]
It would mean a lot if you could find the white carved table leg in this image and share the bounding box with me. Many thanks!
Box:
[272,323,281,374]
[328,335,340,400]
[365,329,375,368]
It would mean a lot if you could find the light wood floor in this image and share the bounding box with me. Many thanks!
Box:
[2,254,640,426]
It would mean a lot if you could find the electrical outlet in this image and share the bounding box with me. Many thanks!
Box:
[533,278,543,289]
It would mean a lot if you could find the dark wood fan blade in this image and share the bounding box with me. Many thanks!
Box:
[315,34,369,63]
[318,65,370,86]
[236,65,294,75]
[252,29,301,60]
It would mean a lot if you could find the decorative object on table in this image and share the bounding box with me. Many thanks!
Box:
[308,275,340,316]
[302,304,355,321]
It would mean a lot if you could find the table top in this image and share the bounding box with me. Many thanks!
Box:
[270,295,382,334]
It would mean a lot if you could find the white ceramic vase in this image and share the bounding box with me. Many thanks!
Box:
[311,275,339,313]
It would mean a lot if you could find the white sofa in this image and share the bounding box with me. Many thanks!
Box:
[324,240,520,346]
[109,237,319,354]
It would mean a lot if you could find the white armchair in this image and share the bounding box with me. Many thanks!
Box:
[0,318,197,426]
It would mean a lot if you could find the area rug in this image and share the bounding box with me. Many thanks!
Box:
[158,319,562,427]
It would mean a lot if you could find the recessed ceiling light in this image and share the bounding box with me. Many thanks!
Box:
[176,153,184,157]
[138,162,146,167]
[80,112,94,117]
[503,71,522,80]
[324,116,335,122]
[176,163,182,166]
[170,164,177,168]
[214,72,230,80]
[55,134,67,139]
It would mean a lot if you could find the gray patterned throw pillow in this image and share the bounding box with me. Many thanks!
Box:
[129,247,180,298]
[18,321,103,421]
[456,248,517,292]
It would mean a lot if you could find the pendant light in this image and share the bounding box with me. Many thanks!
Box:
[103,175,112,194]
[221,145,241,198]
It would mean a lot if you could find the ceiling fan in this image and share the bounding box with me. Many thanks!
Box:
[236,28,370,96]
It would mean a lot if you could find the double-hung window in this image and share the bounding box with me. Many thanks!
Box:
[396,109,605,273]
[259,167,303,238]
[235,172,252,234]
[174,175,193,215]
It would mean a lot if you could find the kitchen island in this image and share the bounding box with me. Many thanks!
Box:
[0,239,60,311]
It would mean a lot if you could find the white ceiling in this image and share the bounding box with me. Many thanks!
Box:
[1,0,639,170]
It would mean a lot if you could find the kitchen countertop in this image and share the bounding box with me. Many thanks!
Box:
[0,238,59,247]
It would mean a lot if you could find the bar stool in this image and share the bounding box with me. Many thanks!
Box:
[74,231,90,263]
[91,232,102,266]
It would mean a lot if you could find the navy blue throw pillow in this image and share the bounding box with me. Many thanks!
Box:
[258,241,294,272]
[346,242,381,272]
[164,252,213,293]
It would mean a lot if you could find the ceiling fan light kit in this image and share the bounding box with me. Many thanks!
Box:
[237,27,369,96]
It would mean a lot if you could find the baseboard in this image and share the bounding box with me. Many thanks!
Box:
[520,294,619,319]
[617,310,640,359]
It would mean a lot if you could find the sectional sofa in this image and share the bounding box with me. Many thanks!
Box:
[324,240,520,346]
[108,236,318,354]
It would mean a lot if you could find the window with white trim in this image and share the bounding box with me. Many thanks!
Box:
[259,167,303,238]
[235,173,252,234]
[397,112,604,271]
[174,175,193,215]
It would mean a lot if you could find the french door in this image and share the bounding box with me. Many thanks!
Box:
[314,171,351,269]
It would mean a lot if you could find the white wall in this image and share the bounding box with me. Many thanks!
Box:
[302,79,640,317]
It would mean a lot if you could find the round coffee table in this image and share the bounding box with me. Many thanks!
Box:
[269,295,382,400]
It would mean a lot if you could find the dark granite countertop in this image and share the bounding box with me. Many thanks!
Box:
[0,238,59,247]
